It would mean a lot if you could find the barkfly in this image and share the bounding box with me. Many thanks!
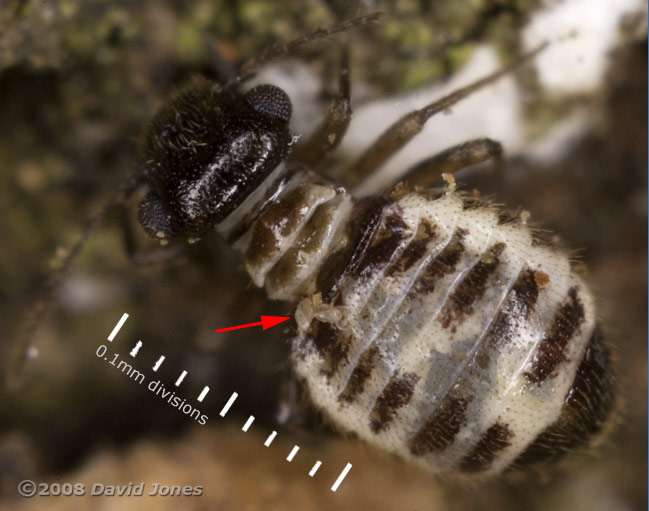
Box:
[14,11,613,476]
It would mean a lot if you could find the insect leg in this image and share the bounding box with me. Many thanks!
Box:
[293,46,352,168]
[342,43,548,188]
[394,137,503,189]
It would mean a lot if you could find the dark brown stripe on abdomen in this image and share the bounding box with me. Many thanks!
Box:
[459,422,513,472]
[524,286,585,384]
[409,396,471,456]
[437,242,506,331]
[369,372,420,433]
[485,268,540,350]
[351,210,409,281]
[309,321,348,377]
[338,346,379,403]
[385,220,437,277]
[513,327,614,467]
[410,228,467,296]
[316,196,391,303]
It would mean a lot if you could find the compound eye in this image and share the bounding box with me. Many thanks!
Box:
[244,84,292,124]
[138,191,177,240]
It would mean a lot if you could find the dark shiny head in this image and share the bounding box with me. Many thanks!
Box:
[138,79,292,240]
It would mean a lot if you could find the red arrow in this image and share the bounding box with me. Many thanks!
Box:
[214,315,291,334]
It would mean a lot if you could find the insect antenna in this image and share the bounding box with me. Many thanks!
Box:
[225,11,384,89]
[7,170,146,389]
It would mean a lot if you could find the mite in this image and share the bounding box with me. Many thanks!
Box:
[35,14,615,475]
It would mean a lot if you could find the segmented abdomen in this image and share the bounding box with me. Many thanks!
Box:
[219,163,614,475]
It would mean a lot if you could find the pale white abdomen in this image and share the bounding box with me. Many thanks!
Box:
[219,163,613,475]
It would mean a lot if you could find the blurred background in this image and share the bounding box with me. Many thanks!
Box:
[0,1,646,510]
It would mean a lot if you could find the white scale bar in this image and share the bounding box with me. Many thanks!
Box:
[309,461,321,477]
[242,415,255,432]
[129,341,142,358]
[175,370,187,387]
[220,392,238,417]
[107,313,129,342]
[264,431,277,447]
[197,386,210,402]
[330,463,352,492]
[152,356,165,372]
[286,445,300,462]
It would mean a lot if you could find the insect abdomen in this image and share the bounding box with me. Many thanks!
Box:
[220,168,614,475]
